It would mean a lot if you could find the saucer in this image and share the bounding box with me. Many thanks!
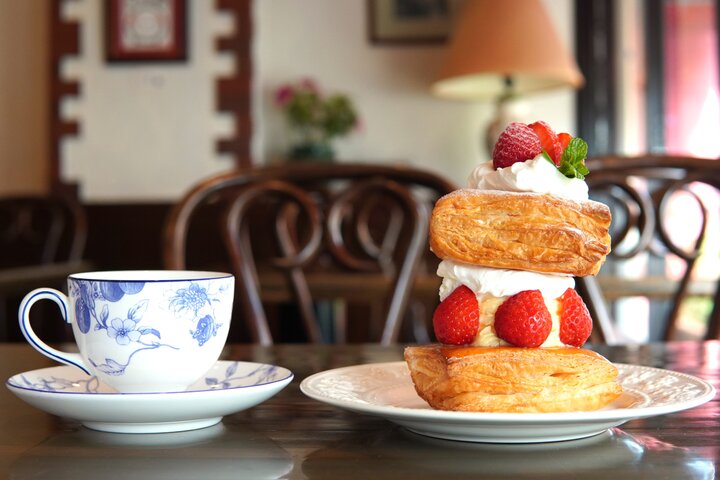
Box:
[6,361,293,433]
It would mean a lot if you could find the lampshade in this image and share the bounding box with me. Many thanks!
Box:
[432,0,584,100]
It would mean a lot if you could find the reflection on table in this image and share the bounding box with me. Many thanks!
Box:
[0,341,718,479]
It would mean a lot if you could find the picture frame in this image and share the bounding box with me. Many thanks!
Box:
[367,0,457,45]
[106,0,187,62]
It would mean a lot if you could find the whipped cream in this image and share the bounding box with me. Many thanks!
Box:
[437,260,574,301]
[437,260,573,348]
[467,156,589,202]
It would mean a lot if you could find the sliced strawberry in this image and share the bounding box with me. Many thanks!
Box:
[557,132,573,151]
[558,288,592,347]
[494,290,552,347]
[492,122,542,169]
[432,285,480,345]
[528,121,562,165]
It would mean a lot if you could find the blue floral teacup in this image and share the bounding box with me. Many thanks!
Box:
[19,271,234,393]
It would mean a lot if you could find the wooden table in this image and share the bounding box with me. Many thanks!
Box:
[1,342,718,479]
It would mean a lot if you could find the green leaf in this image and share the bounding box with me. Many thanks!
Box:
[557,137,589,179]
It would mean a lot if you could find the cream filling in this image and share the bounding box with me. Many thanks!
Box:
[474,294,564,348]
[437,260,572,347]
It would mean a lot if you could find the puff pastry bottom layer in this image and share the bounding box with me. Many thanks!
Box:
[404,345,622,413]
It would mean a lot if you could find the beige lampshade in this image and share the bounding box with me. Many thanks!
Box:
[432,0,584,100]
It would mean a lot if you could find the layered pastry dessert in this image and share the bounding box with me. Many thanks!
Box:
[405,121,622,413]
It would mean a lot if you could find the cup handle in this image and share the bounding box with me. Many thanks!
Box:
[19,288,91,375]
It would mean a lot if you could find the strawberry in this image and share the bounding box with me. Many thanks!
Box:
[432,285,480,345]
[528,121,562,165]
[558,288,592,347]
[494,290,551,347]
[557,132,573,151]
[492,122,542,169]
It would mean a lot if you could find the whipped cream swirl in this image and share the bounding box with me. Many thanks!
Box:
[467,156,589,202]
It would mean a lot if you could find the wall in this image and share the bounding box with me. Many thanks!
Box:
[59,0,236,202]
[0,0,49,195]
[56,0,576,201]
[254,0,577,187]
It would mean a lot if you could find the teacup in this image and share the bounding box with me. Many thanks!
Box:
[19,270,234,393]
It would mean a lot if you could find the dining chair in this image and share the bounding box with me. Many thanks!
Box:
[163,163,456,345]
[579,155,720,342]
[0,193,88,341]
[0,194,87,268]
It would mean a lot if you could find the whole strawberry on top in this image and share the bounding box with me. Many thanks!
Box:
[492,121,589,180]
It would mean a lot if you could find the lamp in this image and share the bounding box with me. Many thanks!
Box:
[432,0,584,155]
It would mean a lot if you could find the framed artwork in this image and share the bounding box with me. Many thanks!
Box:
[106,0,187,62]
[367,0,458,45]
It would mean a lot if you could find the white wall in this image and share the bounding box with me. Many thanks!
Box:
[60,0,235,202]
[60,0,577,201]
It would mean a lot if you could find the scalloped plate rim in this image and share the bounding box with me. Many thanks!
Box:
[300,362,716,425]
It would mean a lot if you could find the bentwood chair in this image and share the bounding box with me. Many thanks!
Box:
[0,194,87,269]
[0,194,88,341]
[579,155,720,343]
[163,163,456,345]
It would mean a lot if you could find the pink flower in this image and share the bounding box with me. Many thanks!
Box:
[299,77,319,94]
[275,85,295,106]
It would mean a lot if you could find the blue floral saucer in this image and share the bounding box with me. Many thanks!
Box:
[6,361,293,433]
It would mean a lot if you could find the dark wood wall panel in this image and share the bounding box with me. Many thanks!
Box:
[49,0,81,194]
[215,0,253,167]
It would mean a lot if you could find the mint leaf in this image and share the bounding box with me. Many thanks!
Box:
[557,137,589,179]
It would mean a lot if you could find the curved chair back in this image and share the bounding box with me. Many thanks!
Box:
[0,193,88,342]
[581,155,720,341]
[164,163,456,345]
[0,194,87,268]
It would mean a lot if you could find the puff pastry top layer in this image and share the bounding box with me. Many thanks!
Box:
[429,190,612,276]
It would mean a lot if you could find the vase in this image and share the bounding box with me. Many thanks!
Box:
[289,142,335,162]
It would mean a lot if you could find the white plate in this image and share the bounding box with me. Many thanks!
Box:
[6,361,293,434]
[300,361,716,443]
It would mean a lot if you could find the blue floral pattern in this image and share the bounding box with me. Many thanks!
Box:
[205,362,280,390]
[69,278,230,380]
[16,374,100,393]
[107,318,141,345]
[8,362,290,394]
[70,281,148,335]
[168,282,227,347]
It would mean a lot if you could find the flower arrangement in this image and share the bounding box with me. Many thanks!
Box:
[275,78,359,160]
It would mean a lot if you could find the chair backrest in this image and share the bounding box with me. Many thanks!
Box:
[579,155,720,342]
[0,194,87,268]
[163,163,456,345]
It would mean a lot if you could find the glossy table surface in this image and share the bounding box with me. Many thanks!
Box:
[1,341,719,479]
